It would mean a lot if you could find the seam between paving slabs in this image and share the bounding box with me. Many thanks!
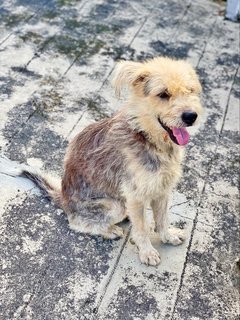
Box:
[14,195,128,318]
[196,17,218,68]
[2,0,90,147]
[170,51,239,320]
[170,181,208,320]
[66,110,86,140]
[98,16,149,93]
[220,66,239,134]
[93,228,131,314]
[170,0,192,40]
[98,0,193,94]
[62,0,117,76]
[2,0,194,149]
[24,0,90,68]
[0,171,19,178]
[169,113,234,320]
[65,16,149,139]
[0,0,50,48]
[4,0,132,149]
[0,3,58,142]
[0,13,36,47]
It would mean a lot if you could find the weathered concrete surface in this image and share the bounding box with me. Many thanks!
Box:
[0,0,239,319]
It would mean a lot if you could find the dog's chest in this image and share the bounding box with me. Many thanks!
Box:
[129,146,183,198]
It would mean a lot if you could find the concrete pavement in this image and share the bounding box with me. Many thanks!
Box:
[0,0,239,319]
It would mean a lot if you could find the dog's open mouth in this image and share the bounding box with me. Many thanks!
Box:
[158,118,190,146]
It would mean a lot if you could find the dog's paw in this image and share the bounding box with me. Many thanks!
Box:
[161,228,185,245]
[105,225,124,239]
[139,247,161,266]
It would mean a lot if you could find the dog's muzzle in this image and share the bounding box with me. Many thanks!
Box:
[158,118,190,146]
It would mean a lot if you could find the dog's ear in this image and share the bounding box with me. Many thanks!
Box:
[112,61,150,98]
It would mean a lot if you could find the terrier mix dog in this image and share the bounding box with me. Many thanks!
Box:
[20,57,202,266]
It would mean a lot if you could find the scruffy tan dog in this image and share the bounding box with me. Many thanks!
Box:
[20,57,202,266]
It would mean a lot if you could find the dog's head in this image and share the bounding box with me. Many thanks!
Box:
[113,57,203,146]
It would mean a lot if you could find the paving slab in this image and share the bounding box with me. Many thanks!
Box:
[0,0,239,319]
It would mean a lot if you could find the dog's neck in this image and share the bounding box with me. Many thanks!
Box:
[119,106,181,155]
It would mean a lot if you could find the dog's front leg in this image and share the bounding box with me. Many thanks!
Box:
[127,198,160,266]
[151,194,185,245]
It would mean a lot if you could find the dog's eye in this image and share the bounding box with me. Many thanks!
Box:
[158,91,170,100]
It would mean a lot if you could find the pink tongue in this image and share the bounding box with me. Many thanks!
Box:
[172,127,190,145]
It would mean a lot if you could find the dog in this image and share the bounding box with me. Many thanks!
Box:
[20,57,203,266]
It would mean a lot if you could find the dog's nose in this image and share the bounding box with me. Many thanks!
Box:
[181,111,198,126]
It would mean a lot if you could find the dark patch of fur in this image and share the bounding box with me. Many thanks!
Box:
[69,200,109,223]
[75,176,108,200]
[138,149,160,171]
[131,131,160,171]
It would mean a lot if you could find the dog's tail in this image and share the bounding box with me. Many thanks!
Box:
[0,156,62,206]
[19,165,62,206]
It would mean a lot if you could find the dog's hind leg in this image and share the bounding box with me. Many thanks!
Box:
[67,198,126,239]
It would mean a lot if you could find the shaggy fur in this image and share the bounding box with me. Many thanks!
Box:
[20,57,203,266]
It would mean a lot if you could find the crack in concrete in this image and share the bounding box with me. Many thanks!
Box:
[171,211,193,221]
[170,200,189,209]
[0,171,17,178]
[207,187,238,199]
[171,210,214,228]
